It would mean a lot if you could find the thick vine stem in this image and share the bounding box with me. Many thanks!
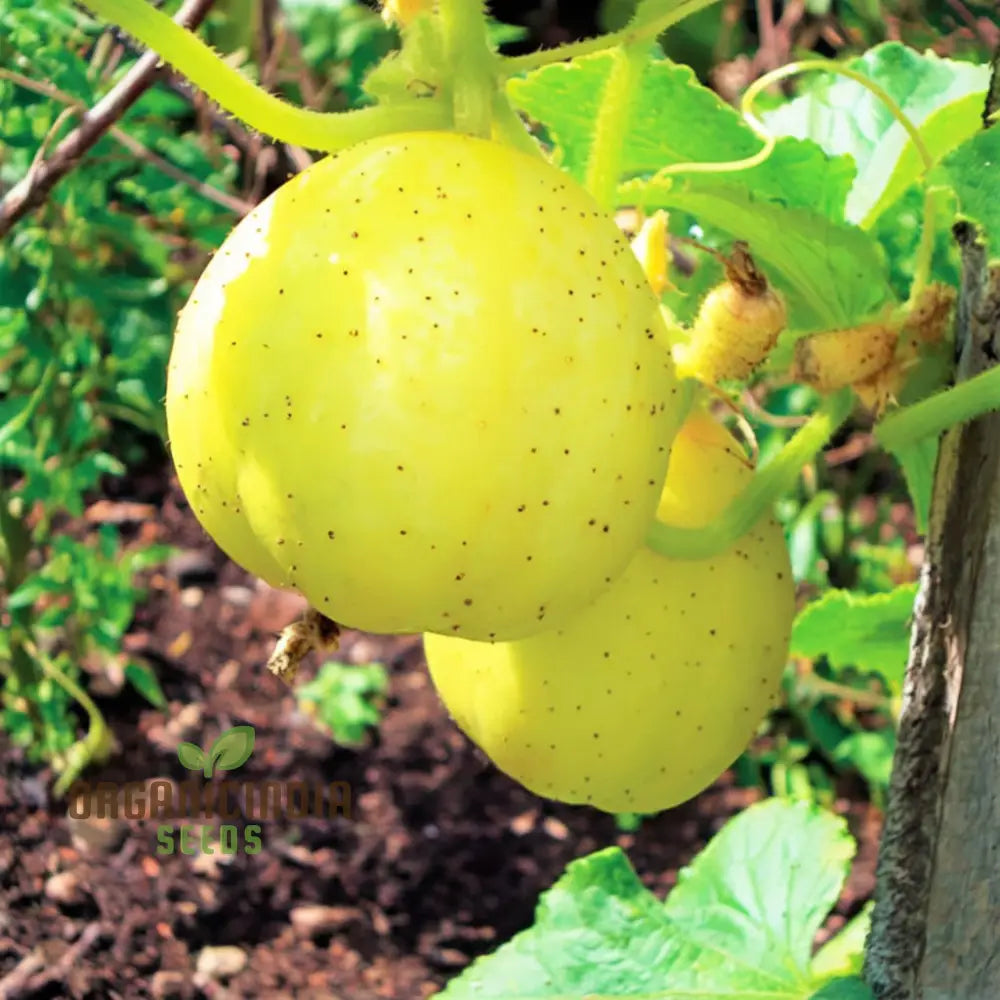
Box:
[876,363,1000,451]
[646,388,853,559]
[440,0,496,137]
[79,0,451,150]
[585,42,649,209]
[501,0,723,76]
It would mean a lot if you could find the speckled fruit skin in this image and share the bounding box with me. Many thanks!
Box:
[166,131,684,641]
[424,412,795,814]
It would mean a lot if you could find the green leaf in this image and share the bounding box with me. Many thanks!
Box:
[791,585,918,692]
[763,42,990,226]
[486,18,528,47]
[808,977,876,1000]
[627,175,892,333]
[811,903,873,981]
[441,799,855,998]
[662,798,855,983]
[124,660,167,710]
[930,126,1000,263]
[297,660,387,746]
[889,435,937,534]
[177,741,206,771]
[509,51,855,220]
[833,730,896,790]
[207,724,255,775]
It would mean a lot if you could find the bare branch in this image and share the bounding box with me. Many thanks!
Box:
[0,0,216,238]
[0,66,250,217]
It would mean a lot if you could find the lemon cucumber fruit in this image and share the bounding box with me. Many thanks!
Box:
[167,130,685,641]
[424,412,795,813]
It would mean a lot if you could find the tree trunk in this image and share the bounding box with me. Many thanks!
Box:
[863,221,1000,998]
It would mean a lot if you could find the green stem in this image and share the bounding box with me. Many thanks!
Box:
[741,60,934,174]
[24,641,112,796]
[490,91,543,158]
[646,388,854,559]
[439,0,496,136]
[79,0,450,149]
[501,0,723,76]
[584,43,649,209]
[802,675,893,711]
[875,365,1000,451]
[0,361,57,451]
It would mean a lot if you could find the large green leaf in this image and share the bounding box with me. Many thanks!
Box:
[763,42,989,226]
[626,175,892,333]
[439,799,856,998]
[508,51,855,220]
[508,49,896,338]
[662,799,855,985]
[811,903,873,981]
[790,585,919,692]
[930,125,1000,263]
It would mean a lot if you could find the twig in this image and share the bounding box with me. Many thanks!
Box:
[0,951,46,999]
[754,0,779,73]
[0,0,216,238]
[741,387,811,428]
[22,923,105,994]
[0,68,250,218]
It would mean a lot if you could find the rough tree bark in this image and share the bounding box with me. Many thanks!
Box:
[863,219,1000,996]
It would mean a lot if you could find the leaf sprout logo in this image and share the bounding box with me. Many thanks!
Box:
[65,722,352,857]
[177,725,255,778]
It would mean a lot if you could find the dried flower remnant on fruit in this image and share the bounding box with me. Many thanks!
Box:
[673,242,787,385]
[267,608,341,684]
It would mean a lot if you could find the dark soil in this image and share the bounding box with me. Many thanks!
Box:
[0,464,882,1000]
